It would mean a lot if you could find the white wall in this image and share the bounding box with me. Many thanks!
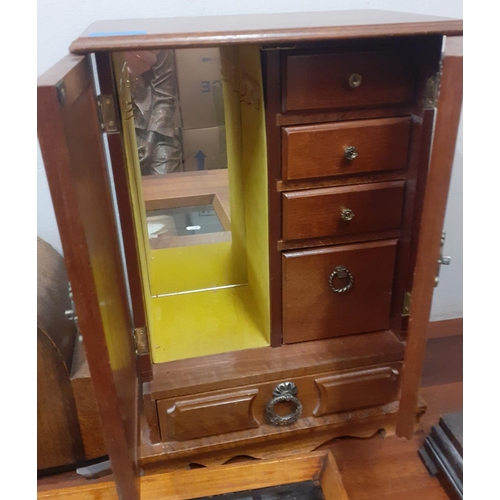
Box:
[37,0,463,320]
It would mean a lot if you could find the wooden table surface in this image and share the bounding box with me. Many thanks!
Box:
[38,334,463,499]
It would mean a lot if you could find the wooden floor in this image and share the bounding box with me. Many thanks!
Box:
[38,334,463,499]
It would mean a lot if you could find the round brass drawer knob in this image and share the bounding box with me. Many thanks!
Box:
[266,382,302,426]
[344,146,358,161]
[348,73,362,88]
[329,266,354,294]
[341,208,355,221]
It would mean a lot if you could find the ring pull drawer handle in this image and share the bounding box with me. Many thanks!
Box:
[344,146,358,161]
[329,266,354,294]
[348,73,362,88]
[266,382,302,426]
[341,208,355,221]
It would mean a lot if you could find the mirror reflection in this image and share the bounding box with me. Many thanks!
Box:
[125,48,228,249]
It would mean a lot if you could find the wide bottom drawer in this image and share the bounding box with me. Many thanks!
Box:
[156,362,402,442]
[282,239,397,343]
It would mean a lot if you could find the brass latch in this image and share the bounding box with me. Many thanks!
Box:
[402,291,411,317]
[133,326,149,356]
[97,94,119,133]
[423,70,441,108]
[435,231,451,287]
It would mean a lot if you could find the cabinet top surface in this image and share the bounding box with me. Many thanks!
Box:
[70,9,462,53]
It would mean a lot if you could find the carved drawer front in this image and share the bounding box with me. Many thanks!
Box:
[156,362,404,442]
[282,239,397,344]
[282,180,405,242]
[157,389,260,442]
[282,116,411,181]
[283,49,416,113]
[314,364,402,417]
[157,379,318,442]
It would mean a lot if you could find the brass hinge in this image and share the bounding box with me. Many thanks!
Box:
[96,94,119,133]
[133,326,149,356]
[423,70,441,108]
[402,291,412,317]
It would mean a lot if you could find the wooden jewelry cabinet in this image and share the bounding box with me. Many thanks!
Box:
[37,10,463,500]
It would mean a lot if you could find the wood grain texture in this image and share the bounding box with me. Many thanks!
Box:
[150,330,404,400]
[38,349,462,498]
[283,49,416,112]
[326,383,463,500]
[389,110,436,338]
[70,339,107,460]
[282,181,405,241]
[37,237,76,370]
[159,389,259,442]
[282,117,411,181]
[95,52,153,382]
[37,55,140,500]
[70,10,462,53]
[389,36,443,339]
[396,37,463,438]
[157,363,401,443]
[314,365,401,417]
[421,335,463,388]
[142,169,230,215]
[263,49,284,347]
[38,451,346,500]
[278,170,407,193]
[320,452,350,500]
[277,104,413,127]
[141,398,406,467]
[282,240,397,343]
[278,230,401,253]
[38,330,85,470]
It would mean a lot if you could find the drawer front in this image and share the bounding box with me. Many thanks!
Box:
[314,365,401,416]
[283,49,416,112]
[282,116,411,181]
[157,389,260,441]
[157,362,402,442]
[282,181,405,242]
[282,240,397,343]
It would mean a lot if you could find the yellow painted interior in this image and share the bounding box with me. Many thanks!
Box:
[112,54,154,338]
[113,47,270,363]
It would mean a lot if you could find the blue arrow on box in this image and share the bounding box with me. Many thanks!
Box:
[195,150,206,170]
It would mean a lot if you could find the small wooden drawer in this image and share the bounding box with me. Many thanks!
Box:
[282,116,411,181]
[283,49,416,112]
[282,240,397,343]
[282,180,405,242]
[157,360,402,442]
[157,389,260,442]
[314,365,401,416]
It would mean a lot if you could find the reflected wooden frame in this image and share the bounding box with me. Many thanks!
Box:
[143,170,232,249]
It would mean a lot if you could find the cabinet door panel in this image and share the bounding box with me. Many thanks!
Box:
[38,55,140,500]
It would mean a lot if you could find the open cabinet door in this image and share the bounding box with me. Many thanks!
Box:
[38,55,140,500]
[396,37,463,438]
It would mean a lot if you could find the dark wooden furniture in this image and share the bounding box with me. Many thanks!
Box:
[37,238,84,471]
[37,10,462,500]
[37,238,107,473]
[419,411,463,498]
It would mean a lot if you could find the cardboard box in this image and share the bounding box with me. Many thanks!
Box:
[181,126,227,172]
[175,48,225,130]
